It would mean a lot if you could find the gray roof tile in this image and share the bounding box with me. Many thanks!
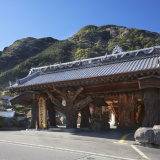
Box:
[12,56,160,88]
[10,46,160,89]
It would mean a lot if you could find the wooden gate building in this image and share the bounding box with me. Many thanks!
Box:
[10,46,160,129]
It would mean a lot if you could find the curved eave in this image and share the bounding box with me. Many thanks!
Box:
[10,68,160,92]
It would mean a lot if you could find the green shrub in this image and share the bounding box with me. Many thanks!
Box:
[56,117,62,125]
[12,117,20,127]
[0,116,6,128]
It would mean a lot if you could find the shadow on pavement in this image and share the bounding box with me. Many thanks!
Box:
[0,125,136,142]
[48,125,136,142]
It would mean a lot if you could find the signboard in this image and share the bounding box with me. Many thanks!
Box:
[39,98,47,129]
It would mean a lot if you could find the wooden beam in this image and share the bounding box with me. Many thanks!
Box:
[75,97,92,111]
[10,91,39,106]
[46,90,65,114]
[71,87,83,102]
[53,87,67,99]
[84,79,139,93]
[138,75,160,89]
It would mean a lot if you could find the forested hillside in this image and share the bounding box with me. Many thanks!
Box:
[0,37,57,73]
[1,25,160,89]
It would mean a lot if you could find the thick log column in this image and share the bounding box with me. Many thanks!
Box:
[29,100,39,129]
[46,87,92,129]
[143,88,160,127]
[65,111,78,129]
[118,93,136,127]
[138,76,160,127]
[80,105,90,128]
[47,102,56,127]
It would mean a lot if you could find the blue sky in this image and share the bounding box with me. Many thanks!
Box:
[0,0,160,51]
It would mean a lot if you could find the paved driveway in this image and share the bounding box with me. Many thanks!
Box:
[0,128,159,160]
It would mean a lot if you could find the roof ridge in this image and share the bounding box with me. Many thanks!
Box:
[28,46,160,75]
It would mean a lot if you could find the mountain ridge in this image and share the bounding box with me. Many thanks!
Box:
[1,24,160,90]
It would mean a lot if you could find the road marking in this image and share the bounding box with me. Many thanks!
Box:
[0,139,136,160]
[118,133,133,144]
[131,145,150,160]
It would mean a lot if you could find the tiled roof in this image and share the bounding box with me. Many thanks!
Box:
[11,46,160,88]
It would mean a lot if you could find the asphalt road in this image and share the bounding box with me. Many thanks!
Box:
[0,128,159,160]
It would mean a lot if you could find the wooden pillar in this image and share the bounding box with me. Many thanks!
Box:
[114,116,118,125]
[118,94,126,126]
[80,105,90,128]
[143,88,160,127]
[38,97,47,129]
[66,111,78,129]
[118,93,136,127]
[46,87,92,129]
[29,100,39,129]
[47,103,56,127]
[136,102,145,125]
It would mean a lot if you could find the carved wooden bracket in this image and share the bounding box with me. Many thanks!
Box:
[53,87,67,99]
[74,96,92,111]
[46,87,91,115]
[46,90,65,114]
[46,87,92,128]
[70,87,83,102]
